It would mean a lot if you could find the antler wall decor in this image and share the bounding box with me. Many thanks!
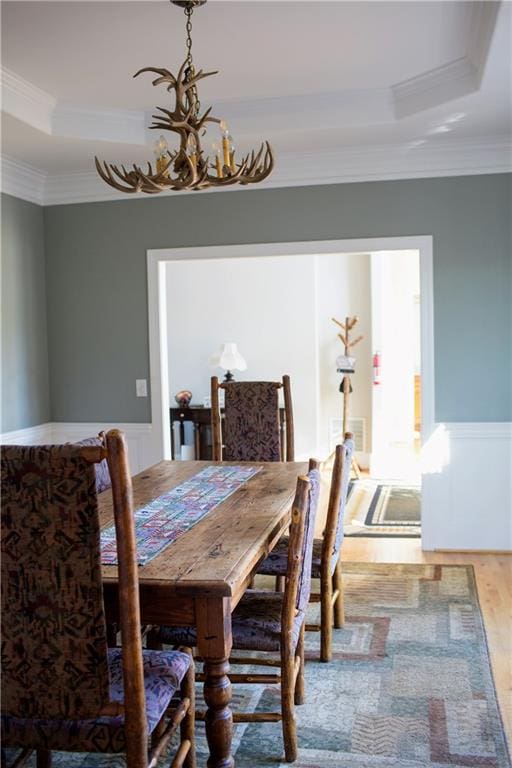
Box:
[95,0,274,194]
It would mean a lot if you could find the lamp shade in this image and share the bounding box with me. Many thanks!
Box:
[210,343,247,372]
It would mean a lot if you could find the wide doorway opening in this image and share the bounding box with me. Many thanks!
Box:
[146,236,434,548]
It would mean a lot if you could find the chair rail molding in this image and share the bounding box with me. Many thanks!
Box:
[0,422,153,475]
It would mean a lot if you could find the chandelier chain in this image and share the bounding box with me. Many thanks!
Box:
[184,7,200,121]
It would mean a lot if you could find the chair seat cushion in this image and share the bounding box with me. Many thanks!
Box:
[258,537,325,579]
[1,648,190,754]
[159,591,305,653]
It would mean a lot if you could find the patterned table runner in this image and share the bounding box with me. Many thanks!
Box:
[101,464,261,566]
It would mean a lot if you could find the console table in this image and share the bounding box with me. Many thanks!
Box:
[170,405,287,460]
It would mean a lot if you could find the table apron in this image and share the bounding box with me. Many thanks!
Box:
[103,583,196,626]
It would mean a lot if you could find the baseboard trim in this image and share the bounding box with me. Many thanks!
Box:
[434,549,512,554]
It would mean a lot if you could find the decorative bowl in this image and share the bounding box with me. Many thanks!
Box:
[175,390,192,407]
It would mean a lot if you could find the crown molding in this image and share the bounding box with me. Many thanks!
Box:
[392,57,478,119]
[52,104,147,144]
[1,66,56,134]
[5,135,500,206]
[467,0,501,86]
[392,1,500,118]
[0,155,47,205]
[219,88,395,134]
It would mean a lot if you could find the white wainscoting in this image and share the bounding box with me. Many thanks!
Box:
[3,420,511,552]
[421,422,512,551]
[0,422,154,475]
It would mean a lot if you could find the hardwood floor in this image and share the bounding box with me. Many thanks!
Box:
[341,536,512,749]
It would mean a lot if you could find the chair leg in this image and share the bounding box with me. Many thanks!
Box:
[181,649,196,768]
[320,571,333,663]
[281,652,298,762]
[294,622,305,706]
[36,751,51,768]
[146,626,164,650]
[333,559,345,628]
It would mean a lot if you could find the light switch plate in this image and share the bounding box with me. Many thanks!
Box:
[136,379,148,397]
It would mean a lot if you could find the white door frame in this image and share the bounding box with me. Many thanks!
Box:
[146,235,434,472]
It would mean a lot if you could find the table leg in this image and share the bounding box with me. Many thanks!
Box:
[203,658,234,768]
[196,596,234,768]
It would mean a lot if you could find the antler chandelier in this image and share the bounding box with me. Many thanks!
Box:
[95,0,274,194]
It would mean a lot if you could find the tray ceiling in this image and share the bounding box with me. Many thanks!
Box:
[1,0,510,204]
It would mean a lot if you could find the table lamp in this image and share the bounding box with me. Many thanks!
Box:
[210,343,247,382]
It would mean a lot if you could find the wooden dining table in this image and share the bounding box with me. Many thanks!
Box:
[98,458,307,768]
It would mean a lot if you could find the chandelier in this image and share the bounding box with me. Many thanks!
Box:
[95,0,274,194]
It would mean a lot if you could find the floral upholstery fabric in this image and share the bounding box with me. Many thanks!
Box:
[1,444,110,720]
[223,381,282,461]
[74,436,112,494]
[1,649,191,753]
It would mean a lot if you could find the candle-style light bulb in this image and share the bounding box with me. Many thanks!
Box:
[154,135,169,175]
[154,135,168,157]
[220,120,231,170]
[186,134,197,171]
[212,140,223,178]
[229,138,236,174]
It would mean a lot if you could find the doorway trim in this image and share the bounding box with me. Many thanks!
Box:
[146,235,434,469]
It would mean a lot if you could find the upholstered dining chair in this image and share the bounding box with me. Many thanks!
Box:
[211,374,294,461]
[156,467,320,763]
[1,430,195,768]
[75,432,112,493]
[257,433,354,662]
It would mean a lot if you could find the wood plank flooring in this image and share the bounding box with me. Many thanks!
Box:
[341,536,512,750]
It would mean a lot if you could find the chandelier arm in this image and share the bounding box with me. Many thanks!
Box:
[203,157,250,186]
[112,163,141,187]
[239,143,275,184]
[94,158,142,193]
[247,144,264,172]
[133,67,177,90]
[196,106,218,130]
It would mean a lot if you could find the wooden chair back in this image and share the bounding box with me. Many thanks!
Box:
[1,443,111,720]
[321,432,355,575]
[1,431,148,761]
[211,375,294,462]
[281,467,321,632]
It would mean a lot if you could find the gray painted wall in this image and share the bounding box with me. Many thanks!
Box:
[40,173,511,424]
[1,193,50,432]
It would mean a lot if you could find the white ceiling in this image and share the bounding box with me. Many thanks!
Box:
[1,0,511,204]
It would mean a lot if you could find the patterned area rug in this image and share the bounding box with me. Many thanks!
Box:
[345,480,421,537]
[8,564,510,768]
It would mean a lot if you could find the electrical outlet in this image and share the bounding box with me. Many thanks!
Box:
[136,379,147,397]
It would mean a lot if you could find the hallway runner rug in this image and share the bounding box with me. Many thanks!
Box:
[13,564,510,767]
[100,464,261,565]
[345,480,421,538]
